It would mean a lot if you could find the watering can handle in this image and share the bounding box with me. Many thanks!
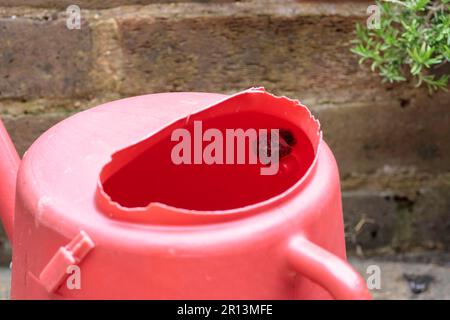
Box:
[287,236,372,300]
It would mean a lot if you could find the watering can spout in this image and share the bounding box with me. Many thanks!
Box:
[0,117,20,242]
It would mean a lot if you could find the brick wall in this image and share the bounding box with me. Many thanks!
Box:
[0,0,449,264]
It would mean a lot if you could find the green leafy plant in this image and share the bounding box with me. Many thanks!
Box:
[351,0,449,92]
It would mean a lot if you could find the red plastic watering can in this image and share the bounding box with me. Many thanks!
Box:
[0,88,371,299]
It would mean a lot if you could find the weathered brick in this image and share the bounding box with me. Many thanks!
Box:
[314,90,450,175]
[343,181,450,254]
[0,16,93,99]
[116,7,380,103]
[0,0,237,9]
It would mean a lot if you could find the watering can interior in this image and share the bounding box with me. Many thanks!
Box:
[100,99,316,212]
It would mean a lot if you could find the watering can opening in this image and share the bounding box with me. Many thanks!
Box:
[96,88,321,224]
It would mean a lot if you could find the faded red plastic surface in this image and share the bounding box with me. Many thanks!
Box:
[0,88,371,299]
[0,119,19,241]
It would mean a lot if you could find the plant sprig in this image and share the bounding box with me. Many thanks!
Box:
[351,0,449,93]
